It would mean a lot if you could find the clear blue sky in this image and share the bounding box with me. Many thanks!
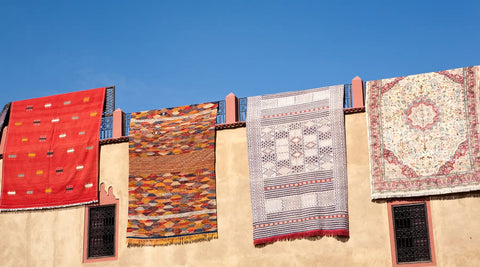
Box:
[1,1,479,113]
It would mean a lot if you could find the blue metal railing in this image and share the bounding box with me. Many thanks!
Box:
[99,87,115,140]
[239,97,247,122]
[123,113,131,137]
[100,116,113,140]
[216,100,226,124]
[344,84,353,109]
[363,81,367,105]
[344,82,367,108]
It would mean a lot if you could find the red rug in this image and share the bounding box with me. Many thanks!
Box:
[0,88,106,210]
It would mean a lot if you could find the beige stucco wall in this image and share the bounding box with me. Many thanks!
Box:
[1,113,480,266]
[430,192,480,266]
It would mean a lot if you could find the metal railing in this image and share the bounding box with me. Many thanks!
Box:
[216,100,226,124]
[103,87,115,117]
[100,116,113,140]
[214,98,247,125]
[124,113,131,137]
[239,97,247,122]
[363,81,367,105]
[344,84,353,109]
[343,82,366,108]
[99,87,115,140]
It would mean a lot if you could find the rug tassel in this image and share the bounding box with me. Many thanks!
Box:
[127,232,218,247]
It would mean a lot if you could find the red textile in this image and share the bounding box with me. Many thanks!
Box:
[0,88,106,210]
[253,229,350,245]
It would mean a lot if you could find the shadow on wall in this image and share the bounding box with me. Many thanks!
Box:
[371,190,480,204]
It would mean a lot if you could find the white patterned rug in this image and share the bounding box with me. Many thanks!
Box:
[246,85,349,245]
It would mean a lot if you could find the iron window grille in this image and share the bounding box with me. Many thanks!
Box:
[392,203,432,264]
[87,204,116,259]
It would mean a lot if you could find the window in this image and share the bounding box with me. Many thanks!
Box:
[87,205,116,258]
[83,183,118,263]
[388,199,436,266]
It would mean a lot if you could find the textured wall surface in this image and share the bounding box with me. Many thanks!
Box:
[1,113,480,266]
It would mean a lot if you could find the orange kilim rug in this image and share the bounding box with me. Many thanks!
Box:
[127,102,218,246]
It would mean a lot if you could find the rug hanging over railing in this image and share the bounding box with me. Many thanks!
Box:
[246,85,349,245]
[367,66,480,199]
[0,88,106,210]
[127,103,218,246]
[0,103,11,138]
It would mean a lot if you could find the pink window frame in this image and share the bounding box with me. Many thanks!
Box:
[83,183,119,263]
[387,198,436,267]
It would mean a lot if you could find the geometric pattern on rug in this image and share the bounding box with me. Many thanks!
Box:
[367,66,480,199]
[127,103,218,246]
[247,85,349,245]
[0,88,106,210]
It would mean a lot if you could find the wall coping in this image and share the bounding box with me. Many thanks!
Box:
[0,105,366,159]
[99,136,129,145]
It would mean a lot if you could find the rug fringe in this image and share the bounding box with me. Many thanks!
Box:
[254,229,349,246]
[371,183,480,200]
[127,232,218,247]
[0,200,98,212]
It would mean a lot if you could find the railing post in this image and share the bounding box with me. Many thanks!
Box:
[0,126,7,154]
[112,108,125,138]
[225,93,239,124]
[352,76,365,108]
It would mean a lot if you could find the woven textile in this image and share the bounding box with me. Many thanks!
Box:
[0,88,106,210]
[127,103,218,246]
[247,85,349,245]
[0,103,11,138]
[367,66,480,199]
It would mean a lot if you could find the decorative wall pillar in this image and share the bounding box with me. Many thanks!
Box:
[352,76,365,108]
[225,93,239,124]
[112,108,125,138]
[83,183,119,263]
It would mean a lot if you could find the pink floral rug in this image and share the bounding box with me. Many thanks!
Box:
[367,66,480,199]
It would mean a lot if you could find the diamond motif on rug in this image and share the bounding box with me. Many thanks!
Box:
[291,150,303,158]
[247,85,349,245]
[127,103,218,246]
